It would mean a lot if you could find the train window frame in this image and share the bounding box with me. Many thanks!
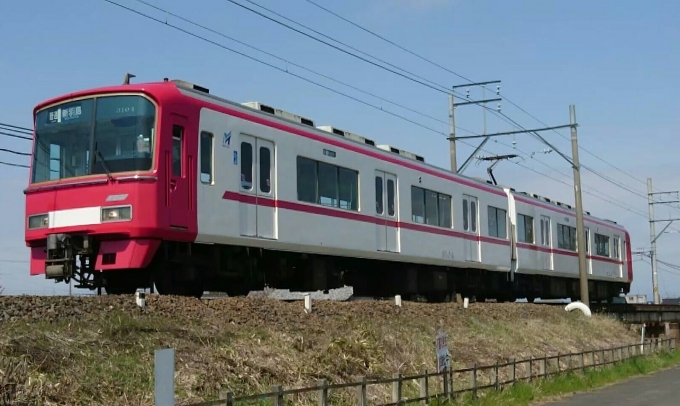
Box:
[594,233,611,257]
[240,141,253,190]
[172,125,183,177]
[375,176,384,215]
[557,223,577,251]
[199,131,213,185]
[613,236,621,259]
[517,213,534,243]
[259,145,271,194]
[487,205,507,238]
[295,155,358,211]
[410,186,451,228]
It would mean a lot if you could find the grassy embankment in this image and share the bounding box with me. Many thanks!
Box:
[0,295,664,405]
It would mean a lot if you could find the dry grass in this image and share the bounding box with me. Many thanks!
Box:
[0,295,641,405]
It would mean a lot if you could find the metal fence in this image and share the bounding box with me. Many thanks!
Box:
[156,337,676,406]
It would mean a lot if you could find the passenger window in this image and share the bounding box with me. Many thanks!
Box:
[318,162,338,207]
[240,142,253,190]
[200,131,213,184]
[375,176,383,214]
[259,146,271,193]
[172,125,183,177]
[387,179,395,216]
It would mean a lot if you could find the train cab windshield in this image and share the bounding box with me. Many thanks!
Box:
[31,95,156,183]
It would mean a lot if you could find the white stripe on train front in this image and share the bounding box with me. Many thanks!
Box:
[48,207,102,228]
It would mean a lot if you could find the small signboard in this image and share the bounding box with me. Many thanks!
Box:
[436,332,450,372]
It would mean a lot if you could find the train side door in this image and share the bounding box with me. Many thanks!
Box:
[540,215,553,270]
[375,171,399,253]
[238,134,277,239]
[462,194,480,262]
[167,120,189,229]
[614,236,622,277]
[255,139,276,239]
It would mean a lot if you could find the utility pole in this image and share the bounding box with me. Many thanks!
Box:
[646,178,680,305]
[570,105,589,305]
[450,105,590,304]
[448,80,502,173]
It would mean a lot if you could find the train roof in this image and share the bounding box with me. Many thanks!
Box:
[32,78,626,231]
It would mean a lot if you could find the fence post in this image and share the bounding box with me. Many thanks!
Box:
[420,368,428,405]
[355,376,367,406]
[556,353,560,373]
[495,361,500,390]
[528,357,533,382]
[469,363,477,400]
[392,373,402,405]
[538,355,548,378]
[219,391,234,406]
[154,348,175,406]
[317,379,328,406]
[442,366,449,398]
[579,351,584,372]
[509,358,516,384]
[271,385,283,406]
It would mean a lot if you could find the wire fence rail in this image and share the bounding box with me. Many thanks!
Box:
[172,337,676,406]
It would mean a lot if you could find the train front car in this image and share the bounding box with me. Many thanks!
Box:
[24,82,198,295]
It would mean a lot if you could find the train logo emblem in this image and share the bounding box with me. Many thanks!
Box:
[223,131,231,148]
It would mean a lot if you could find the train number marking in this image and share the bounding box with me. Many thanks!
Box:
[442,250,455,260]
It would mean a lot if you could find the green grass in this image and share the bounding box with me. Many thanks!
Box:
[434,349,680,406]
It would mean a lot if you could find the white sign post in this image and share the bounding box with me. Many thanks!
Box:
[436,332,450,372]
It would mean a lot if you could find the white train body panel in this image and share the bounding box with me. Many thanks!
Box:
[186,87,630,285]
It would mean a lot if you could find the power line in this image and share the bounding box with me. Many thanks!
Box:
[103,0,451,137]
[104,0,657,225]
[300,0,472,83]
[0,131,31,141]
[294,0,662,199]
[130,0,477,135]
[0,148,30,156]
[0,122,32,134]
[0,160,29,169]
[222,0,452,95]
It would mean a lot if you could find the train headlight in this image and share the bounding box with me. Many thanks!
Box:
[27,214,49,229]
[101,206,132,222]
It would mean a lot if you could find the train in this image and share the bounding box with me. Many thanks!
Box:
[23,78,633,302]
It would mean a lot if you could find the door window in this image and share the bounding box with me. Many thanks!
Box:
[172,125,183,177]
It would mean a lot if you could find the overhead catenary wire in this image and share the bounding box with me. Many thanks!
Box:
[221,0,454,95]
[0,1,657,224]
[102,0,458,137]
[141,0,656,213]
[130,0,477,135]
[296,0,660,195]
[230,0,660,206]
[93,1,664,223]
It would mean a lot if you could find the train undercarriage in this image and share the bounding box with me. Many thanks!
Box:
[41,234,629,303]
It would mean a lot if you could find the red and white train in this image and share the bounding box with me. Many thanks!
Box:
[24,78,633,301]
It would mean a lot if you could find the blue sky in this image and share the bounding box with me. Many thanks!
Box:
[1,0,679,299]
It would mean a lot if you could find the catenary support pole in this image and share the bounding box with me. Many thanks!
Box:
[449,92,457,173]
[570,105,589,305]
[648,178,661,305]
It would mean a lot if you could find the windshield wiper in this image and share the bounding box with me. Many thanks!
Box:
[94,143,114,182]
